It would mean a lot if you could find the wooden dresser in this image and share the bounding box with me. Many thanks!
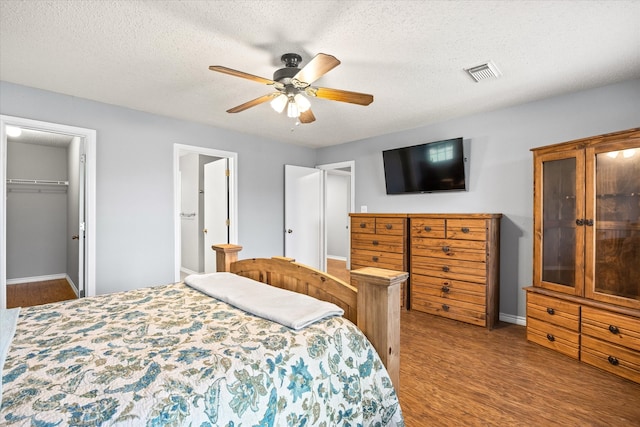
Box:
[350,214,408,308]
[409,214,502,329]
[526,128,640,384]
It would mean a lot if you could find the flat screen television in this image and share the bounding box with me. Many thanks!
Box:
[382,137,468,194]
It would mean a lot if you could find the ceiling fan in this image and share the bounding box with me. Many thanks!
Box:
[209,53,373,124]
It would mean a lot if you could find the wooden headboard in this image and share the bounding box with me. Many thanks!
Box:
[212,244,408,389]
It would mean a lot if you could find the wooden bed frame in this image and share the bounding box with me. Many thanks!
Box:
[212,244,408,389]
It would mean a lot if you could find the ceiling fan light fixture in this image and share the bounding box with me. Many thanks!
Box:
[287,100,300,118]
[294,93,311,112]
[270,94,288,113]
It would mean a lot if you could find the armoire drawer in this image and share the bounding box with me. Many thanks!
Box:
[351,250,405,271]
[526,316,580,360]
[581,335,640,383]
[527,292,580,332]
[581,306,640,352]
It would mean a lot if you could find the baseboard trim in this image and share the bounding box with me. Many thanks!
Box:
[65,274,79,297]
[6,273,67,285]
[181,267,199,276]
[327,255,347,262]
[500,312,526,326]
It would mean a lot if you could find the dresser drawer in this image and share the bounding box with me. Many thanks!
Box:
[411,294,487,327]
[351,249,405,271]
[352,233,405,253]
[526,317,580,359]
[581,335,640,383]
[375,218,406,235]
[412,238,487,262]
[527,292,580,331]
[411,256,486,284]
[411,219,445,239]
[351,217,375,234]
[581,306,640,352]
[411,274,486,306]
[446,219,488,241]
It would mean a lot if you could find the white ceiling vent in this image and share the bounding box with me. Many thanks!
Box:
[465,61,502,82]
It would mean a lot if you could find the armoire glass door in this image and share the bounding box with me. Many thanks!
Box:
[587,144,640,308]
[536,151,585,295]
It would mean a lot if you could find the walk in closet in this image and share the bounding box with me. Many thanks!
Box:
[5,128,83,300]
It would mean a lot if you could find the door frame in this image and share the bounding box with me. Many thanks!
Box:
[173,144,238,282]
[0,115,97,309]
[317,161,355,269]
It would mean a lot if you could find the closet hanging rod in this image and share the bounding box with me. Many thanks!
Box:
[6,178,69,186]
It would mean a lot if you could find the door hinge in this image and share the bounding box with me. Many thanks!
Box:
[225,169,230,177]
[226,219,230,227]
[80,154,86,163]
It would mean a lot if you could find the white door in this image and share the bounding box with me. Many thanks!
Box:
[284,164,325,270]
[204,159,229,273]
[77,143,86,297]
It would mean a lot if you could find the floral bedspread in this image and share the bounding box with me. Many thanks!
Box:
[1,282,403,426]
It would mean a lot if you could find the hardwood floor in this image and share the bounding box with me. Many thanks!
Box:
[328,259,640,426]
[6,278,77,308]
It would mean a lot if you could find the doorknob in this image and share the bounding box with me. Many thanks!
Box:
[203,228,208,234]
[72,235,79,240]
[287,229,293,234]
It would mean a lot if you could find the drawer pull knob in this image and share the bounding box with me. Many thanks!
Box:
[546,308,555,315]
[585,219,594,226]
[385,223,393,230]
[607,356,619,366]
[424,226,432,232]
[441,286,450,293]
[360,222,367,228]
[372,256,379,262]
[442,266,450,272]
[576,218,584,226]
[461,227,470,233]
[546,334,555,342]
[442,304,450,312]
[608,325,620,334]
[372,240,379,246]
[442,246,450,253]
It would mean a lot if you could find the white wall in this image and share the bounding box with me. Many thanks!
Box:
[1,81,317,295]
[180,153,199,273]
[317,79,640,321]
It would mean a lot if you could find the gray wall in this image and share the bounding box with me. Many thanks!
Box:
[7,141,68,279]
[1,81,316,295]
[317,78,640,321]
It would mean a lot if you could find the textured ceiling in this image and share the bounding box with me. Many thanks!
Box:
[1,1,639,148]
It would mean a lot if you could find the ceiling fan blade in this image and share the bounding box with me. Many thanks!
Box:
[293,53,340,86]
[299,109,316,124]
[226,93,278,113]
[312,87,374,106]
[209,65,279,86]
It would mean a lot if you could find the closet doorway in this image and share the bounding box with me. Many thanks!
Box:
[173,144,238,281]
[0,115,97,309]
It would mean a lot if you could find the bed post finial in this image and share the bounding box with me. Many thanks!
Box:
[211,244,243,272]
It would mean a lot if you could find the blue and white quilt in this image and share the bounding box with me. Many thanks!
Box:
[1,281,403,426]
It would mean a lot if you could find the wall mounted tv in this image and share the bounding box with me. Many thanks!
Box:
[382,137,468,194]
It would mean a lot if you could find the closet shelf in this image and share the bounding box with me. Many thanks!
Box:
[6,178,69,186]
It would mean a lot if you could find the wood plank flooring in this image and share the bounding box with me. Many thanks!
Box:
[328,259,640,426]
[6,278,77,308]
